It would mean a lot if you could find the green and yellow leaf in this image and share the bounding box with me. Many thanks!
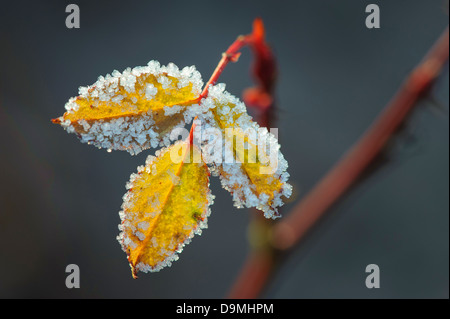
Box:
[117,140,213,278]
[52,61,203,155]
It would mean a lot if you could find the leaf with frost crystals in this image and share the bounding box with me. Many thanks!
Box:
[117,140,214,278]
[197,84,292,219]
[52,61,204,155]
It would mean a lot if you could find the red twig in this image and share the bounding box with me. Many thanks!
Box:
[188,117,196,145]
[228,26,449,299]
[274,26,449,251]
[199,35,252,99]
[227,213,277,299]
[227,247,274,299]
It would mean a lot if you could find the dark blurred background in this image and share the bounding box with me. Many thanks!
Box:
[0,0,448,298]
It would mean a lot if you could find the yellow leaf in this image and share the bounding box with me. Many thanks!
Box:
[198,84,291,219]
[52,61,203,155]
[117,140,213,278]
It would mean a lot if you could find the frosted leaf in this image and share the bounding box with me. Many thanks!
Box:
[53,61,204,155]
[196,84,292,219]
[117,140,214,277]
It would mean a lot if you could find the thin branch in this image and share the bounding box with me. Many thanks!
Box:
[227,213,277,299]
[200,35,252,99]
[227,247,274,299]
[274,26,449,251]
[228,26,449,298]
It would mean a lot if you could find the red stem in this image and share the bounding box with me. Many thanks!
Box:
[200,35,252,99]
[227,249,273,299]
[188,118,196,145]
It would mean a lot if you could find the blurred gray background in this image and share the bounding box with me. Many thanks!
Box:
[0,0,448,298]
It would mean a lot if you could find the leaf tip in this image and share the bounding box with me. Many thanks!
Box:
[51,117,61,124]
